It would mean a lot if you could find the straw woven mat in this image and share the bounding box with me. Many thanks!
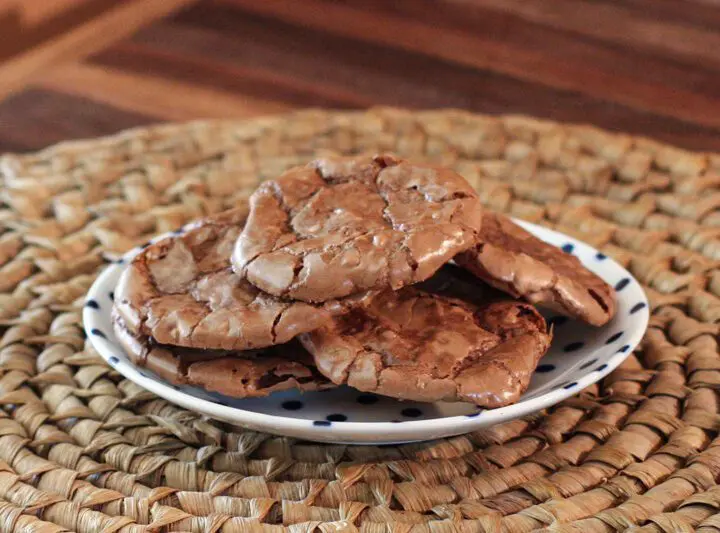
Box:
[0,107,719,533]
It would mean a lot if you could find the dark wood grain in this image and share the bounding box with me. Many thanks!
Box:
[94,12,720,149]
[0,88,156,151]
[220,0,720,127]
[0,0,120,61]
[2,0,720,152]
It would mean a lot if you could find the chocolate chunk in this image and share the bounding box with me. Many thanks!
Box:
[114,207,335,350]
[299,266,552,408]
[455,212,616,326]
[232,154,483,303]
[113,313,333,398]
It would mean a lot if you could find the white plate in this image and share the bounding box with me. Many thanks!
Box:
[84,219,648,444]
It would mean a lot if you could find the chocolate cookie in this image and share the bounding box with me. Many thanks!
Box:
[114,207,333,350]
[299,266,552,408]
[113,314,333,398]
[232,154,483,303]
[455,212,616,326]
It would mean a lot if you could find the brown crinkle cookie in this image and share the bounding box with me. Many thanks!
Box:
[113,314,333,398]
[300,266,552,408]
[232,154,483,303]
[455,212,616,326]
[114,207,333,351]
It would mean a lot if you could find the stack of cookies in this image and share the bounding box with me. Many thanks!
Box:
[112,154,616,408]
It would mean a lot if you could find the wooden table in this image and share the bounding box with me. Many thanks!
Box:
[1,0,720,152]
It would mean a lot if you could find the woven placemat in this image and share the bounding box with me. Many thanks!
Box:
[0,107,719,533]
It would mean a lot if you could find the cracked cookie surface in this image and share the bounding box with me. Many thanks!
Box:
[232,154,483,303]
[455,212,616,326]
[114,207,333,350]
[299,265,552,408]
[113,314,333,398]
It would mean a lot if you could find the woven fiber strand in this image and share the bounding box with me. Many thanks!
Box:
[0,107,718,533]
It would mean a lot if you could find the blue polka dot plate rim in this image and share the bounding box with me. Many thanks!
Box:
[83,219,648,445]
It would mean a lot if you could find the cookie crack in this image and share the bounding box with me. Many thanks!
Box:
[181,310,204,348]
[268,180,294,216]
[269,306,289,346]
[287,185,325,224]
[374,186,397,229]
[338,345,376,385]
[532,270,561,307]
[241,253,263,276]
[588,288,610,313]
[282,226,384,295]
[287,254,305,294]
[242,184,301,274]
[468,358,518,388]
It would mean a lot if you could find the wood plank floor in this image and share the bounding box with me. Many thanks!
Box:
[1,0,720,152]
